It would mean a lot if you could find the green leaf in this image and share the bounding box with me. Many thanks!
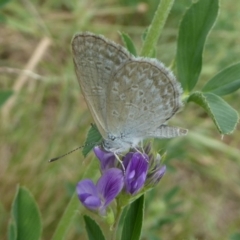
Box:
[177,0,219,92]
[188,91,239,134]
[202,62,240,95]
[82,124,102,157]
[0,90,13,108]
[11,186,42,240]
[83,215,106,240]
[120,32,137,56]
[121,195,145,240]
[7,220,17,240]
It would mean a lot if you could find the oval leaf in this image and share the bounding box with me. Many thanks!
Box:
[120,32,137,56]
[82,124,102,157]
[121,195,145,240]
[11,186,42,240]
[177,0,219,92]
[202,62,240,95]
[83,215,105,240]
[188,91,239,134]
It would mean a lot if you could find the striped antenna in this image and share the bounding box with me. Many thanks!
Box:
[49,142,98,162]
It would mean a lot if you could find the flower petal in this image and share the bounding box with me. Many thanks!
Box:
[76,179,101,210]
[93,146,118,172]
[125,152,149,195]
[122,152,134,169]
[147,165,166,186]
[97,168,124,207]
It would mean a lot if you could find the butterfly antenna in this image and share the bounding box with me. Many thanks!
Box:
[49,142,99,163]
[49,146,84,162]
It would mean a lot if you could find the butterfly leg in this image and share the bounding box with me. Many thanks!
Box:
[114,153,126,174]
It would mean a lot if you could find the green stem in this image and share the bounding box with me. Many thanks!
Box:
[110,206,123,240]
[140,0,175,57]
[51,193,79,240]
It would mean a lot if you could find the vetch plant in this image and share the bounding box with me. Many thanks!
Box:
[6,0,240,240]
[77,145,166,221]
[76,144,166,239]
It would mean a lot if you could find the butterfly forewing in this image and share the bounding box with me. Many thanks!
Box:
[72,32,132,137]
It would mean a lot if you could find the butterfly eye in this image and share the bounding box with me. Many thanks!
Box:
[110,136,116,141]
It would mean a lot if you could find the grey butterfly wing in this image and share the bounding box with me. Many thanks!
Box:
[72,32,132,137]
[106,58,187,141]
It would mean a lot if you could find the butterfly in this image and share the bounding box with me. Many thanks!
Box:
[72,32,187,153]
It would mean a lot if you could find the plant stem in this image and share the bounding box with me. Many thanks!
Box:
[140,0,175,57]
[51,193,79,240]
[110,206,123,240]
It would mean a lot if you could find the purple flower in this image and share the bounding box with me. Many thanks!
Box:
[122,152,134,169]
[146,154,166,186]
[77,143,166,213]
[147,165,166,186]
[93,146,118,173]
[76,168,124,214]
[123,152,149,195]
[76,179,101,210]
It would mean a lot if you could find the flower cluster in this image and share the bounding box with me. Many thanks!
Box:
[76,144,166,215]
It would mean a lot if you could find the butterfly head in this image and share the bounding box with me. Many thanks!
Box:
[102,133,140,153]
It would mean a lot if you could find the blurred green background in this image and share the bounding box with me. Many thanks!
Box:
[0,0,240,239]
